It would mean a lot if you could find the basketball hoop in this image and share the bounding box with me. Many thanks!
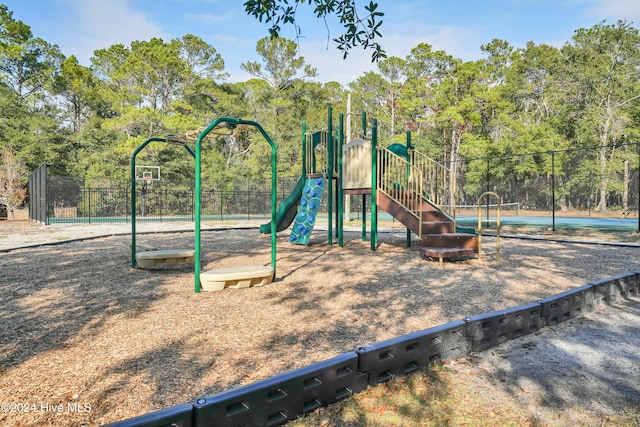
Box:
[135,165,160,185]
[142,171,153,185]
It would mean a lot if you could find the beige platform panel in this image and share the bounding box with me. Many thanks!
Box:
[200,265,274,292]
[342,138,372,190]
[135,249,195,268]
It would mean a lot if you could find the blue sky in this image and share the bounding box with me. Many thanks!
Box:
[4,0,640,85]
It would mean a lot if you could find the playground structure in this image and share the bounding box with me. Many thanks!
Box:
[194,118,277,293]
[260,107,479,263]
[130,107,484,293]
[130,120,278,293]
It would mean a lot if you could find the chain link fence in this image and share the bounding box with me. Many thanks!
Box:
[454,143,639,220]
[46,177,301,224]
[34,143,640,229]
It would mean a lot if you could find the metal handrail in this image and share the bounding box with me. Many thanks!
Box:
[377,147,424,237]
[305,131,339,177]
[409,149,456,221]
[304,131,316,175]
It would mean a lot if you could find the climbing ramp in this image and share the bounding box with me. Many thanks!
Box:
[289,177,326,245]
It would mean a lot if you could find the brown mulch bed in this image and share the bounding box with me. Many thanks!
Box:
[1,226,639,426]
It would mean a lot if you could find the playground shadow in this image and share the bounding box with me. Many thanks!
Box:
[458,296,640,425]
[264,229,638,336]
[257,233,640,424]
[86,337,221,422]
[0,240,169,374]
[1,227,639,425]
[289,298,640,426]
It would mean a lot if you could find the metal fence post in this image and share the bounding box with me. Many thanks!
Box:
[552,150,556,232]
[88,185,91,224]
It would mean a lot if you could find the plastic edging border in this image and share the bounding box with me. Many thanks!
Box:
[464,302,544,352]
[355,320,468,386]
[104,271,639,427]
[192,352,366,426]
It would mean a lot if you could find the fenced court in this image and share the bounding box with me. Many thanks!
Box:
[26,143,640,236]
[454,143,640,215]
[38,176,301,224]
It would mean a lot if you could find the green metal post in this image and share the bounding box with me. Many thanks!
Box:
[361,112,367,242]
[301,122,307,178]
[362,194,366,241]
[334,127,339,240]
[371,118,378,250]
[361,112,367,138]
[194,117,278,293]
[338,113,344,247]
[183,145,196,158]
[194,125,206,292]
[327,107,333,246]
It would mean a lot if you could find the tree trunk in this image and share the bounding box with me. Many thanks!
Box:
[623,159,630,211]
[557,176,567,211]
[449,123,460,210]
[389,87,395,137]
[597,116,610,213]
[597,143,609,213]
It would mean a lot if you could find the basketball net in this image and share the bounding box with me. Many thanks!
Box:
[141,171,154,185]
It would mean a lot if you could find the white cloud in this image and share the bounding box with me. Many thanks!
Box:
[394,24,487,61]
[579,0,640,22]
[268,22,488,85]
[296,39,377,85]
[58,0,172,64]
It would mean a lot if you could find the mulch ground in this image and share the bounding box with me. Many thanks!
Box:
[1,224,639,426]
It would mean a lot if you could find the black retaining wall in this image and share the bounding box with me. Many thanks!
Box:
[105,271,639,427]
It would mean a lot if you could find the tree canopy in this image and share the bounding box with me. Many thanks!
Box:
[0,3,638,215]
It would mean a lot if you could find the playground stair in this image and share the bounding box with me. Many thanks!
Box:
[377,190,478,262]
